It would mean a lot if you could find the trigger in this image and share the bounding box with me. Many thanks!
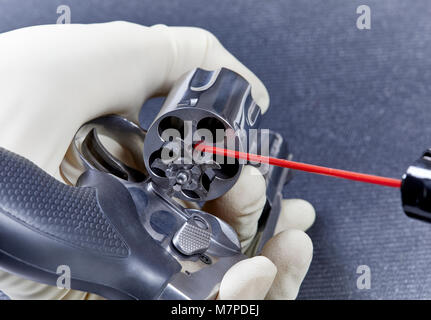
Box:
[81,129,146,182]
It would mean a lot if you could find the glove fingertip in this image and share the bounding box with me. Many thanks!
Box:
[262,229,313,300]
[218,256,277,300]
[275,199,316,233]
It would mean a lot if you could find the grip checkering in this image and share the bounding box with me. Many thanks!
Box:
[0,148,129,257]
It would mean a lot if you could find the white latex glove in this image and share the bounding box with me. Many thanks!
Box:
[0,21,315,300]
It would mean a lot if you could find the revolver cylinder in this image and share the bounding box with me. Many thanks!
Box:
[143,68,263,202]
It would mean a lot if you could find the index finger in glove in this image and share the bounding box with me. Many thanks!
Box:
[202,165,266,251]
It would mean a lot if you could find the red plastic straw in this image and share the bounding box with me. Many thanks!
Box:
[194,144,402,188]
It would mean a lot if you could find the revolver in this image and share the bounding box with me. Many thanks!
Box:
[0,68,291,299]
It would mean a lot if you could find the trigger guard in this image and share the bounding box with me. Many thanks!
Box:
[61,115,148,184]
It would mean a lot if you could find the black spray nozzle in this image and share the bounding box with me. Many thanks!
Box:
[401,149,431,223]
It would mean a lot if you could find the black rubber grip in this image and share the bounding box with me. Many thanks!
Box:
[0,147,180,299]
[0,147,128,257]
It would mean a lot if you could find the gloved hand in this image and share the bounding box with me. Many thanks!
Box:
[0,21,315,300]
